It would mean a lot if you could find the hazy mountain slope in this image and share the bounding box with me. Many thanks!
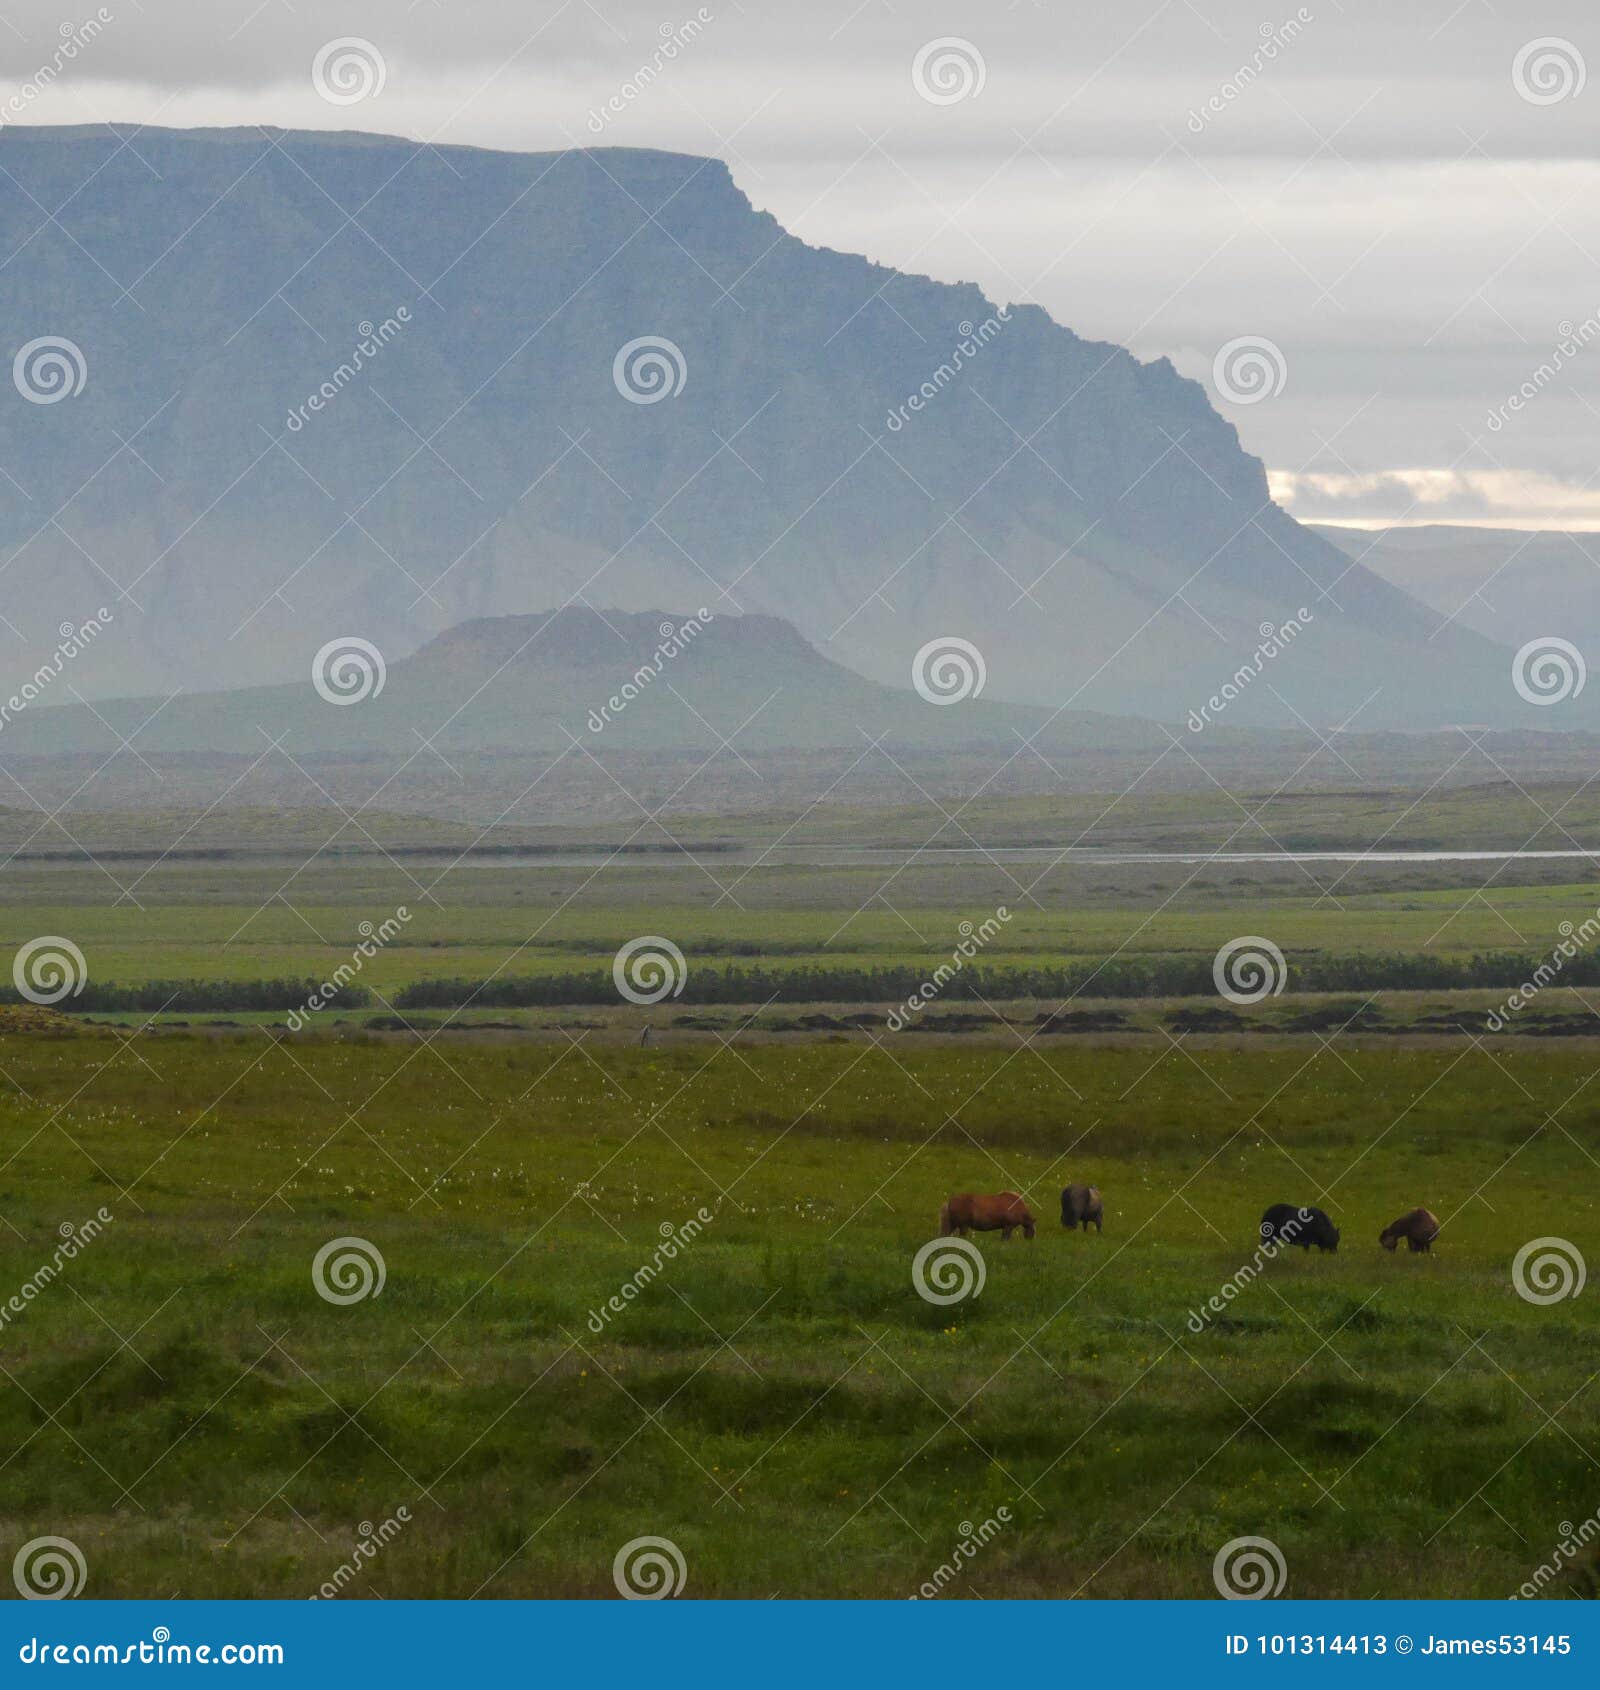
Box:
[0,607,1165,759]
[10,609,1600,828]
[0,124,1519,729]
[1314,525,1600,659]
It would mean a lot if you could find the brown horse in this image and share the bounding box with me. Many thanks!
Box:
[939,1191,1035,1240]
[1060,1183,1104,1233]
[1380,1207,1440,1252]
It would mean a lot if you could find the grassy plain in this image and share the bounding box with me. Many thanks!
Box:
[0,1029,1596,1599]
[2,827,1598,1008]
[1,787,1598,1599]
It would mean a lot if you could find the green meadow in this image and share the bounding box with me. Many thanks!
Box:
[2,846,1598,1007]
[0,1029,1595,1599]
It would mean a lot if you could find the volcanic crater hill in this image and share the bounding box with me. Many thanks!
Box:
[0,123,1538,731]
[0,607,1166,759]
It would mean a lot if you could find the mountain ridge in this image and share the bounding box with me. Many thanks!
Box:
[0,123,1533,730]
[1312,523,1600,652]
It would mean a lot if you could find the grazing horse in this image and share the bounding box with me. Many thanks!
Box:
[939,1191,1035,1240]
[1260,1202,1340,1253]
[1060,1184,1104,1233]
[1380,1207,1440,1252]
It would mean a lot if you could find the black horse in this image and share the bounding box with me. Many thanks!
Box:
[1260,1202,1339,1253]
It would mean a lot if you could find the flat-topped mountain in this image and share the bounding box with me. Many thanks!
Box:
[8,604,1600,825]
[412,609,810,677]
[0,607,1164,758]
[0,124,1530,729]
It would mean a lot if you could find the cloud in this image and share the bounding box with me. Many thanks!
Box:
[1272,468,1600,529]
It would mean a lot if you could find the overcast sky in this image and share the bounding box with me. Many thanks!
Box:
[5,0,1598,527]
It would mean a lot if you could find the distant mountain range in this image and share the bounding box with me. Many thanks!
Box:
[0,606,1278,822]
[1314,524,1600,664]
[5,605,1599,829]
[0,123,1553,735]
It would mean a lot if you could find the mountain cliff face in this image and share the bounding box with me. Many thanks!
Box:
[0,124,1517,728]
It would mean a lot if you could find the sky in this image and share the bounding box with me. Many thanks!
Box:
[4,0,1598,528]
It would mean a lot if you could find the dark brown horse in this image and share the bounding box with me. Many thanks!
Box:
[1380,1207,1440,1252]
[939,1191,1035,1240]
[1060,1184,1103,1232]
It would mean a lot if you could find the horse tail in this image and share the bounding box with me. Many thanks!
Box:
[938,1200,953,1236]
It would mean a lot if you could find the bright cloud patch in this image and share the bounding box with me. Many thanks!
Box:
[1270,468,1600,530]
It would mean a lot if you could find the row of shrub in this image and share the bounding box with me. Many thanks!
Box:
[0,978,372,1013]
[12,948,1598,1016]
[394,949,1600,1009]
